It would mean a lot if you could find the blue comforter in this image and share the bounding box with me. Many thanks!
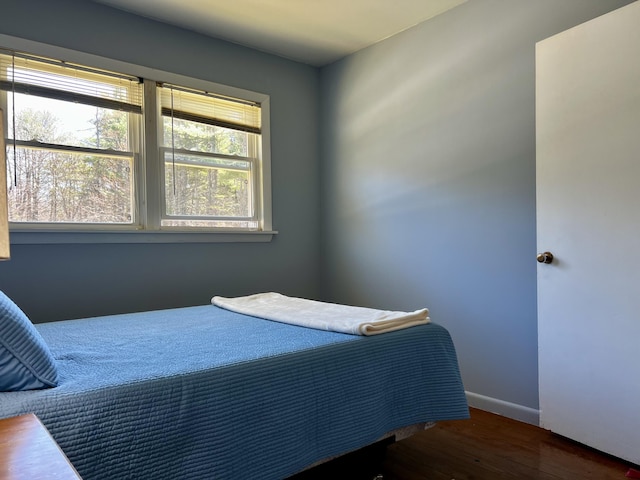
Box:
[0,305,468,479]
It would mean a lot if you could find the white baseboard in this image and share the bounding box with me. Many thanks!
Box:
[465,391,540,426]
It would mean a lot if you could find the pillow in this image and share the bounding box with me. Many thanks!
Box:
[0,290,58,391]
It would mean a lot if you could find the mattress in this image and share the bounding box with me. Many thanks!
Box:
[0,305,468,479]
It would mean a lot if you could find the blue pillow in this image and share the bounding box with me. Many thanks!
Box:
[0,290,58,391]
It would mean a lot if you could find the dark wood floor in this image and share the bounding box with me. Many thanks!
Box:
[291,408,637,480]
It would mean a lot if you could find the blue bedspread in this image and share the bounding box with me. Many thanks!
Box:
[0,305,468,479]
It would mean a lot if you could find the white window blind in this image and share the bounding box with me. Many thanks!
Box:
[158,83,260,134]
[0,49,143,113]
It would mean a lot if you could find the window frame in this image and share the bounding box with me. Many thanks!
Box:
[0,34,275,244]
[156,82,262,229]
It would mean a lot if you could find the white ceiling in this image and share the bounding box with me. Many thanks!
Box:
[90,0,467,66]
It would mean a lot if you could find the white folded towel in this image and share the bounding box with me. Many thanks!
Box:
[211,292,430,336]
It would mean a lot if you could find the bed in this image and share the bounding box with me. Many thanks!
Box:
[0,293,469,479]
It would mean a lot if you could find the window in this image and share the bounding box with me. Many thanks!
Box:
[0,51,142,225]
[0,45,272,241]
[158,83,261,230]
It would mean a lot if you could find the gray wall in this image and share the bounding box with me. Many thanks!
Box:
[319,0,633,417]
[0,0,321,322]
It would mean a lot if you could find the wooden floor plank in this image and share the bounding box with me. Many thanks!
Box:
[291,408,636,479]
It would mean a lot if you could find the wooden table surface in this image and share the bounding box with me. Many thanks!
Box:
[0,414,82,480]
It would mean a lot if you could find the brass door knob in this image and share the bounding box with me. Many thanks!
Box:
[537,252,554,264]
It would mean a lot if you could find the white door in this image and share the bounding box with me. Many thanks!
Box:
[536,1,640,465]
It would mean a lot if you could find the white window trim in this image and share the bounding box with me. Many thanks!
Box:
[0,34,276,244]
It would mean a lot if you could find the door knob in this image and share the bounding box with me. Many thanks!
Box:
[537,252,554,264]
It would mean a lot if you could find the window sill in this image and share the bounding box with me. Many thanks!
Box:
[9,229,278,245]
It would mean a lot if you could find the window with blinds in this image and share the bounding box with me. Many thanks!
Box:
[158,84,261,229]
[0,50,142,225]
[0,46,269,234]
